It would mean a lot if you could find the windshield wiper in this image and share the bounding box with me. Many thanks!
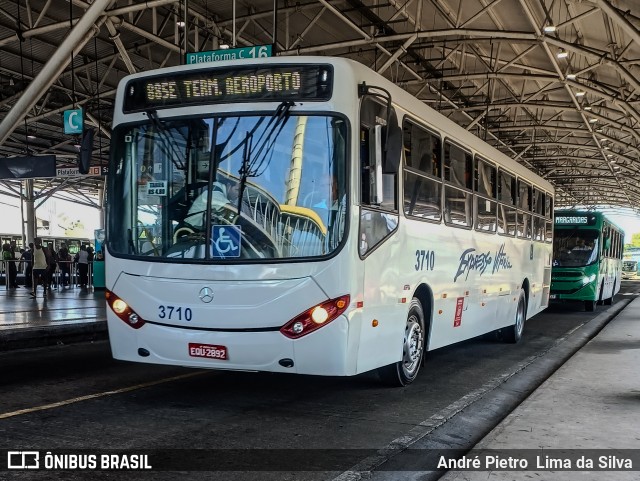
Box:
[146,109,186,171]
[236,101,294,218]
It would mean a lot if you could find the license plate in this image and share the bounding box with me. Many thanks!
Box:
[549,294,557,300]
[188,343,228,360]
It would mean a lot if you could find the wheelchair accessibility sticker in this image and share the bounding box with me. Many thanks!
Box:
[212,225,241,258]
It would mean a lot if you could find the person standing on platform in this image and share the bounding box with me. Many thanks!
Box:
[75,245,90,289]
[8,242,19,287]
[46,242,58,290]
[30,238,50,298]
[2,243,18,288]
[58,242,71,287]
[21,243,34,289]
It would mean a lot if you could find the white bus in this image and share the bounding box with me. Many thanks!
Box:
[622,260,638,280]
[105,56,554,386]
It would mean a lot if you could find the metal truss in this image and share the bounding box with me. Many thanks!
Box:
[0,0,639,213]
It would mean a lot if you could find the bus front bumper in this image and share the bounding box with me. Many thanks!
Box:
[107,312,353,376]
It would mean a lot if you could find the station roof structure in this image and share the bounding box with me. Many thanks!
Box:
[0,0,639,212]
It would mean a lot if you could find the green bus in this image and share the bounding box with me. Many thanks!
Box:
[550,211,623,311]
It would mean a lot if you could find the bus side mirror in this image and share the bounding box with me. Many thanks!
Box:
[383,110,402,174]
[373,125,384,204]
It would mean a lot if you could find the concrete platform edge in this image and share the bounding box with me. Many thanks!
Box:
[0,320,108,351]
[348,299,633,481]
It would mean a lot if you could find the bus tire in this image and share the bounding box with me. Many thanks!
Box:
[597,282,605,305]
[604,288,615,306]
[502,289,526,344]
[377,298,425,387]
[585,299,596,312]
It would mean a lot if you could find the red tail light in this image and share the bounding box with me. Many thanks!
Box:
[280,295,350,339]
[106,290,146,329]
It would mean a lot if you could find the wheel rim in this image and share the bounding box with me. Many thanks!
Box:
[402,314,423,378]
[515,296,525,337]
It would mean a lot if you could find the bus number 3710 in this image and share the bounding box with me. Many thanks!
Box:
[415,250,435,271]
[158,305,193,321]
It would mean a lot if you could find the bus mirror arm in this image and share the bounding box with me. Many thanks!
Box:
[358,82,400,175]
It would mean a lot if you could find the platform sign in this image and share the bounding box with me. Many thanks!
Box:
[186,45,272,65]
[56,166,106,177]
[63,108,83,134]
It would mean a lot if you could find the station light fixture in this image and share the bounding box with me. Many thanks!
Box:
[543,24,557,33]
[589,118,597,123]
[575,90,586,97]
[566,73,577,80]
[557,48,568,59]
[176,20,185,28]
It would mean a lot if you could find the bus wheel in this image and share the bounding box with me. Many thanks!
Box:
[503,289,526,343]
[585,300,596,312]
[597,282,605,305]
[604,288,615,306]
[377,299,425,387]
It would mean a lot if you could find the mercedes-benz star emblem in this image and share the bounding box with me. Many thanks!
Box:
[199,287,214,303]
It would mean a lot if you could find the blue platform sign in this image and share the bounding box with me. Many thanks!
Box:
[211,225,242,258]
[63,108,83,134]
[186,45,272,65]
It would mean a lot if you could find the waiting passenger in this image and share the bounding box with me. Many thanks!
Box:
[47,242,58,289]
[58,242,71,287]
[75,245,90,289]
[20,243,33,288]
[2,243,18,288]
[30,238,50,297]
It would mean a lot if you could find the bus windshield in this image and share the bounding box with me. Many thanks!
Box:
[623,260,638,272]
[552,229,599,267]
[108,113,348,261]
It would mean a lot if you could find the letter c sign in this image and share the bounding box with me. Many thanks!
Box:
[63,108,84,134]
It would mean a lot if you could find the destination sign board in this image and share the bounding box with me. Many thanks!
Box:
[555,215,596,226]
[123,64,333,113]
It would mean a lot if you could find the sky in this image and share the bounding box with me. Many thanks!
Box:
[0,193,101,240]
[604,211,640,244]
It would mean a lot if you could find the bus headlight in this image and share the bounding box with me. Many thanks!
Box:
[280,295,350,339]
[582,274,596,285]
[311,306,329,324]
[106,290,146,329]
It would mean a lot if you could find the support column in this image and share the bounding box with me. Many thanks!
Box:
[25,180,36,244]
